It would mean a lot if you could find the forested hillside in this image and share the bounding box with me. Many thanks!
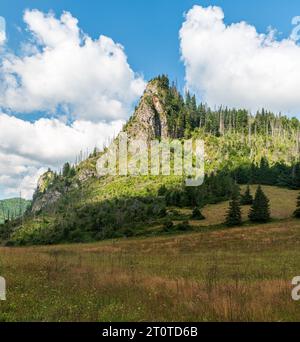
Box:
[0,198,30,224]
[1,75,300,246]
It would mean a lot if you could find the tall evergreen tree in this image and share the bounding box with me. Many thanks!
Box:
[240,185,253,205]
[291,163,300,189]
[293,193,300,218]
[259,157,271,184]
[249,185,271,223]
[62,162,71,177]
[225,191,242,227]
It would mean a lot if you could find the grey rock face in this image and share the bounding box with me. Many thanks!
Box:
[126,81,169,142]
[77,169,96,182]
[31,190,62,213]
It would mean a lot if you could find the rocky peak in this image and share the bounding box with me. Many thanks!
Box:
[30,77,173,213]
[125,78,170,142]
[36,170,55,194]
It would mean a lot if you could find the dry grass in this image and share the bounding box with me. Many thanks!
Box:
[0,218,300,321]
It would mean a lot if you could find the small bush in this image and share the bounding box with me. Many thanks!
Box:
[158,185,167,196]
[176,220,191,231]
[163,219,174,232]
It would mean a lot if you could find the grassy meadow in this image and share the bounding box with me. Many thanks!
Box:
[0,185,300,322]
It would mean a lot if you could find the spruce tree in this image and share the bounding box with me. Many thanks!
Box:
[240,185,253,205]
[293,193,300,218]
[225,191,242,227]
[158,185,167,196]
[62,162,71,177]
[292,163,300,189]
[191,207,205,220]
[248,185,271,223]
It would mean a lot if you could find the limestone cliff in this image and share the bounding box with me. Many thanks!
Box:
[31,170,61,213]
[36,170,55,194]
[31,190,62,213]
[125,79,170,141]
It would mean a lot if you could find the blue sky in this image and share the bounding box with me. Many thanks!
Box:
[1,1,300,199]
[0,0,299,91]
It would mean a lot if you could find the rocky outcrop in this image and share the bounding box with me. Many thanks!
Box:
[125,80,169,142]
[30,170,61,213]
[31,190,62,213]
[37,171,55,194]
[77,168,97,182]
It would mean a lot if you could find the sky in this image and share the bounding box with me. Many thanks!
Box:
[0,0,300,199]
[1,0,300,90]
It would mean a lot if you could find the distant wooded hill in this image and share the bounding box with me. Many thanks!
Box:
[0,198,31,223]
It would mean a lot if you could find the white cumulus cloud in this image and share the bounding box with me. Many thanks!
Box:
[180,5,300,115]
[0,17,5,45]
[0,10,145,121]
[0,114,123,199]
